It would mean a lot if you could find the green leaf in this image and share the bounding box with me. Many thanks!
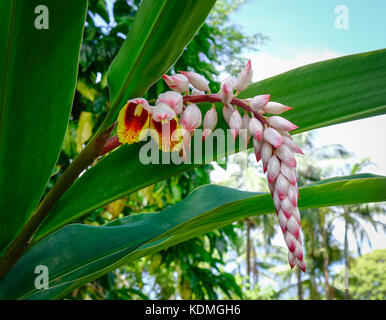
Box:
[241,49,386,134]
[35,50,386,241]
[101,0,216,130]
[0,0,87,252]
[1,174,385,299]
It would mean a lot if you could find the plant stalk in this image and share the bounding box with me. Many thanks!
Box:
[0,124,115,280]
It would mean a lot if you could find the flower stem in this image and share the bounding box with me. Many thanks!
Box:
[183,94,267,125]
[99,94,269,156]
[0,123,115,280]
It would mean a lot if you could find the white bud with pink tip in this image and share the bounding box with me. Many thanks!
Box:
[229,109,242,140]
[152,102,176,122]
[181,103,202,132]
[179,71,210,92]
[220,82,233,105]
[263,101,292,114]
[202,107,218,140]
[222,104,234,126]
[261,142,272,173]
[235,59,253,92]
[276,144,297,167]
[162,74,189,93]
[249,94,270,111]
[241,114,251,147]
[263,127,283,148]
[267,155,280,183]
[282,136,304,155]
[266,116,298,132]
[253,138,262,162]
[248,117,263,141]
[156,91,183,114]
[280,162,297,185]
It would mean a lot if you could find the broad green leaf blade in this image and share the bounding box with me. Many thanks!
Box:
[2,174,385,299]
[241,48,386,134]
[36,50,386,240]
[103,0,216,129]
[0,0,87,252]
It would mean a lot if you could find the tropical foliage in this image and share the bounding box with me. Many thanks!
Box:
[0,0,385,300]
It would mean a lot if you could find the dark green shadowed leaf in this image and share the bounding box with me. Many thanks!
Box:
[1,174,385,299]
[35,50,386,240]
[0,0,87,252]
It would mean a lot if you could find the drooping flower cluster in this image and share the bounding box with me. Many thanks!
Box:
[116,60,305,271]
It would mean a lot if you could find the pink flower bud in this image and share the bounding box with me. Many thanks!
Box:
[253,138,262,162]
[156,91,183,114]
[267,155,280,183]
[266,116,298,132]
[222,76,237,89]
[285,232,297,252]
[181,103,202,132]
[152,102,176,122]
[241,114,251,147]
[297,259,306,272]
[280,162,297,185]
[294,243,303,262]
[288,252,296,269]
[261,142,272,173]
[287,184,298,206]
[162,74,189,93]
[281,197,293,217]
[202,107,217,141]
[202,128,212,141]
[292,207,301,224]
[249,94,270,111]
[282,136,304,155]
[272,191,280,213]
[179,71,210,92]
[278,210,287,233]
[248,117,263,141]
[229,109,242,140]
[235,59,253,92]
[275,174,289,200]
[182,128,192,151]
[222,104,234,126]
[263,101,292,114]
[287,216,300,238]
[276,144,297,167]
[220,82,233,104]
[203,107,218,131]
[263,127,283,148]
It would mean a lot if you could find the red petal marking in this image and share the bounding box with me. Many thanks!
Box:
[150,118,182,152]
[117,101,149,144]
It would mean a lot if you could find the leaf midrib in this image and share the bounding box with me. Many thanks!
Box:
[0,0,16,153]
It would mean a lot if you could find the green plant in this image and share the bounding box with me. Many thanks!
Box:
[1,0,386,299]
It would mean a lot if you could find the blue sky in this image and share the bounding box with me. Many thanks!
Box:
[231,0,386,57]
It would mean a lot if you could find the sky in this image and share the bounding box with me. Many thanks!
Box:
[213,0,386,258]
[227,0,386,176]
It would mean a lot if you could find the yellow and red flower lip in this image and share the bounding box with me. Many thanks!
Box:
[117,100,150,144]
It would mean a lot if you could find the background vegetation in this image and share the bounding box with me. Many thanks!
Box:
[56,0,385,300]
